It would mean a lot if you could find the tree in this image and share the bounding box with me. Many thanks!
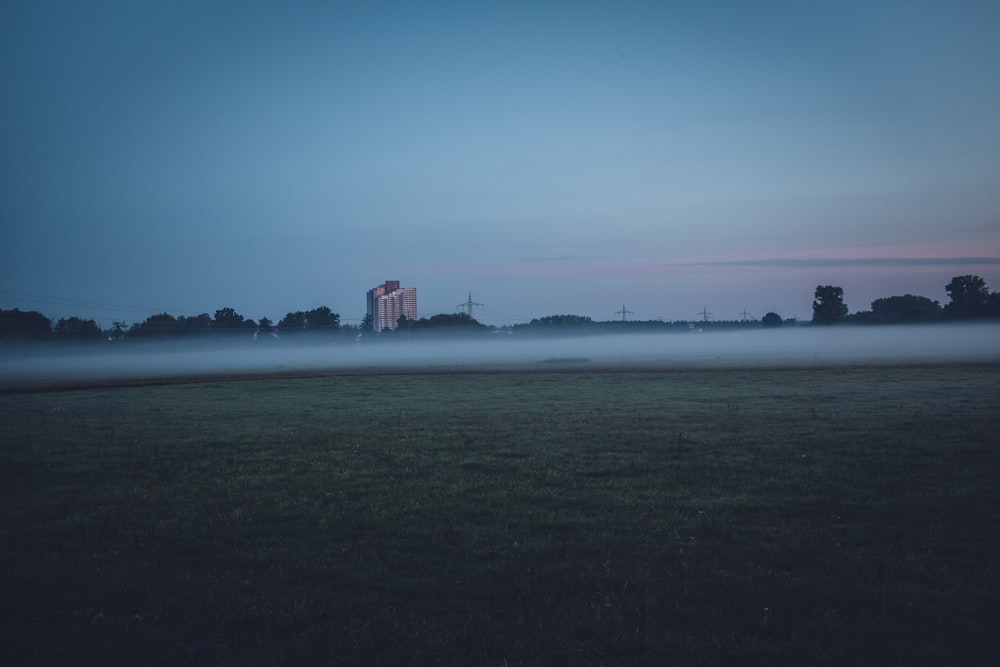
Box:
[524,314,594,329]
[0,309,52,341]
[812,285,848,325]
[760,312,783,328]
[277,311,307,333]
[277,307,341,335]
[411,313,487,332]
[213,307,255,334]
[944,275,991,319]
[253,317,278,341]
[53,317,103,340]
[129,313,179,338]
[107,321,128,342]
[868,295,941,324]
[305,306,340,333]
[177,313,212,336]
[990,291,1000,317]
[512,314,595,336]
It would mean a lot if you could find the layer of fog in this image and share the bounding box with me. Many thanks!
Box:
[2,323,999,389]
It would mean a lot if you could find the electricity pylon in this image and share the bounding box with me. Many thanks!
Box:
[614,304,634,322]
[457,293,484,318]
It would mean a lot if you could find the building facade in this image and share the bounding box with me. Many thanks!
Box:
[366,280,417,332]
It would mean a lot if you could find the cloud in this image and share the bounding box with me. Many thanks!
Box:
[517,255,589,263]
[662,257,1000,269]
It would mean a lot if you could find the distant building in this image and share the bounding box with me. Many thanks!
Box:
[366,280,417,332]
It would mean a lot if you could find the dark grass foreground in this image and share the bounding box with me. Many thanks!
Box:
[2,365,999,665]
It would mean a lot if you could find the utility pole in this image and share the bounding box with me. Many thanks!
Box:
[614,304,634,322]
[457,293,484,319]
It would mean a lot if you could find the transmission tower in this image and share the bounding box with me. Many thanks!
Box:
[457,292,484,318]
[739,309,752,322]
[614,304,634,322]
[698,307,713,322]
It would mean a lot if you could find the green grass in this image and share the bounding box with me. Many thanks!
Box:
[2,366,999,665]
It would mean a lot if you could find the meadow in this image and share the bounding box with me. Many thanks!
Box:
[2,364,998,665]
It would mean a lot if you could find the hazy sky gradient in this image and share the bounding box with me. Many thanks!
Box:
[3,0,999,326]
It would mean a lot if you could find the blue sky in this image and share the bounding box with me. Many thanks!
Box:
[2,0,999,326]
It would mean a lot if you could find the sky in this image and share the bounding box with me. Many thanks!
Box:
[2,0,999,327]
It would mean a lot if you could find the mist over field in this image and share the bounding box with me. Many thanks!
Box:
[2,323,999,389]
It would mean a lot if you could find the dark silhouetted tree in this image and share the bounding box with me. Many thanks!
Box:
[107,321,128,341]
[305,306,340,332]
[411,313,486,332]
[277,311,307,333]
[278,307,341,335]
[513,314,595,336]
[867,295,941,323]
[990,291,1000,317]
[213,307,255,334]
[532,314,593,327]
[760,312,783,328]
[0,309,52,341]
[253,317,279,342]
[812,285,848,325]
[129,313,179,338]
[944,275,992,319]
[53,317,103,340]
[177,313,212,336]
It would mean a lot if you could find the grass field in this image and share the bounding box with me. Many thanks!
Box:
[2,365,999,665]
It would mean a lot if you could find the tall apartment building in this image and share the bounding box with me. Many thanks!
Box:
[366,280,417,332]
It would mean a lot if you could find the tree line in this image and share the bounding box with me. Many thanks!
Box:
[0,306,349,344]
[2,275,998,344]
[810,275,1000,325]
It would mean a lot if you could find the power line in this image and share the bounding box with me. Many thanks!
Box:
[0,289,169,315]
